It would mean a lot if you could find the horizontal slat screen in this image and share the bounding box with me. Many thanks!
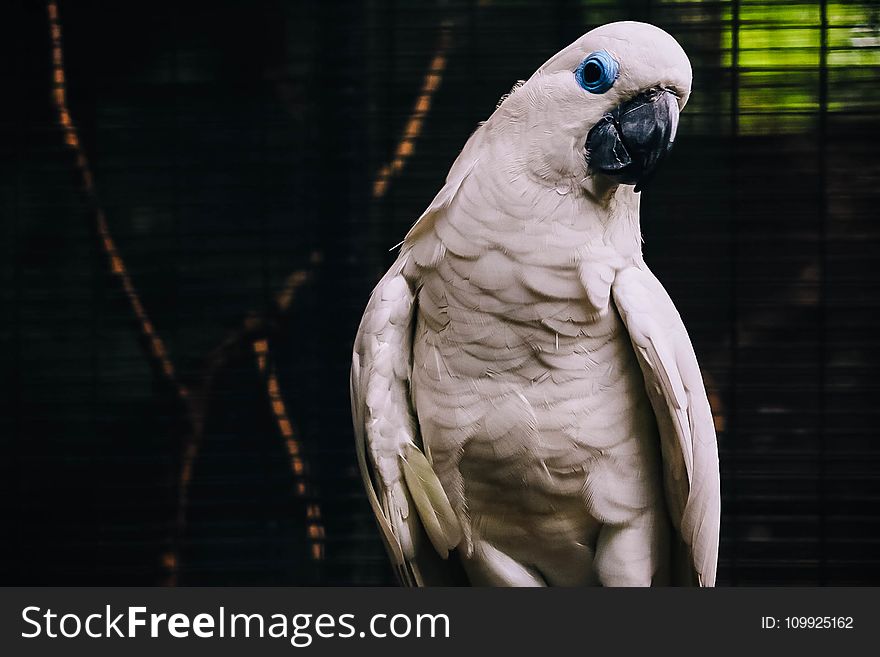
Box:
[1,0,878,585]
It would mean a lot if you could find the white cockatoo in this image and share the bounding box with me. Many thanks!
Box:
[351,21,720,587]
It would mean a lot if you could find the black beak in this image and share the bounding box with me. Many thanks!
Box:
[586,89,680,192]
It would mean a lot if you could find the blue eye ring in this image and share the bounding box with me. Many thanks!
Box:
[575,50,619,94]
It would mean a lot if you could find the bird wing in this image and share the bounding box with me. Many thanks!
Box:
[611,263,721,586]
[350,254,465,586]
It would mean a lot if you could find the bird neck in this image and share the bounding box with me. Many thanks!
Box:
[481,124,645,265]
[592,182,645,263]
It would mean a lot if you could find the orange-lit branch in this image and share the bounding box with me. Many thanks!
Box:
[252,259,325,561]
[254,338,325,561]
[50,0,196,586]
[372,20,454,199]
[47,0,190,406]
[174,265,326,574]
[50,0,326,579]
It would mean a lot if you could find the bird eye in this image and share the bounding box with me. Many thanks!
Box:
[575,50,619,94]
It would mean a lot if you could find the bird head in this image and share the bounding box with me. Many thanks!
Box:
[494,21,692,193]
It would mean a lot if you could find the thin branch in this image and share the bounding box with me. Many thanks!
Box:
[372,19,454,199]
[47,0,193,414]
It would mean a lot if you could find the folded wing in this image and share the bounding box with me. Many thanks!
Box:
[350,255,464,586]
[612,264,721,586]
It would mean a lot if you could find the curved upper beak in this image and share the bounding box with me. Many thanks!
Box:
[586,89,680,192]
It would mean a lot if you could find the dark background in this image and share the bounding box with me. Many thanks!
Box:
[1,0,878,586]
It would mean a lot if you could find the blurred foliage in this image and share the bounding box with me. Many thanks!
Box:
[718,1,880,132]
